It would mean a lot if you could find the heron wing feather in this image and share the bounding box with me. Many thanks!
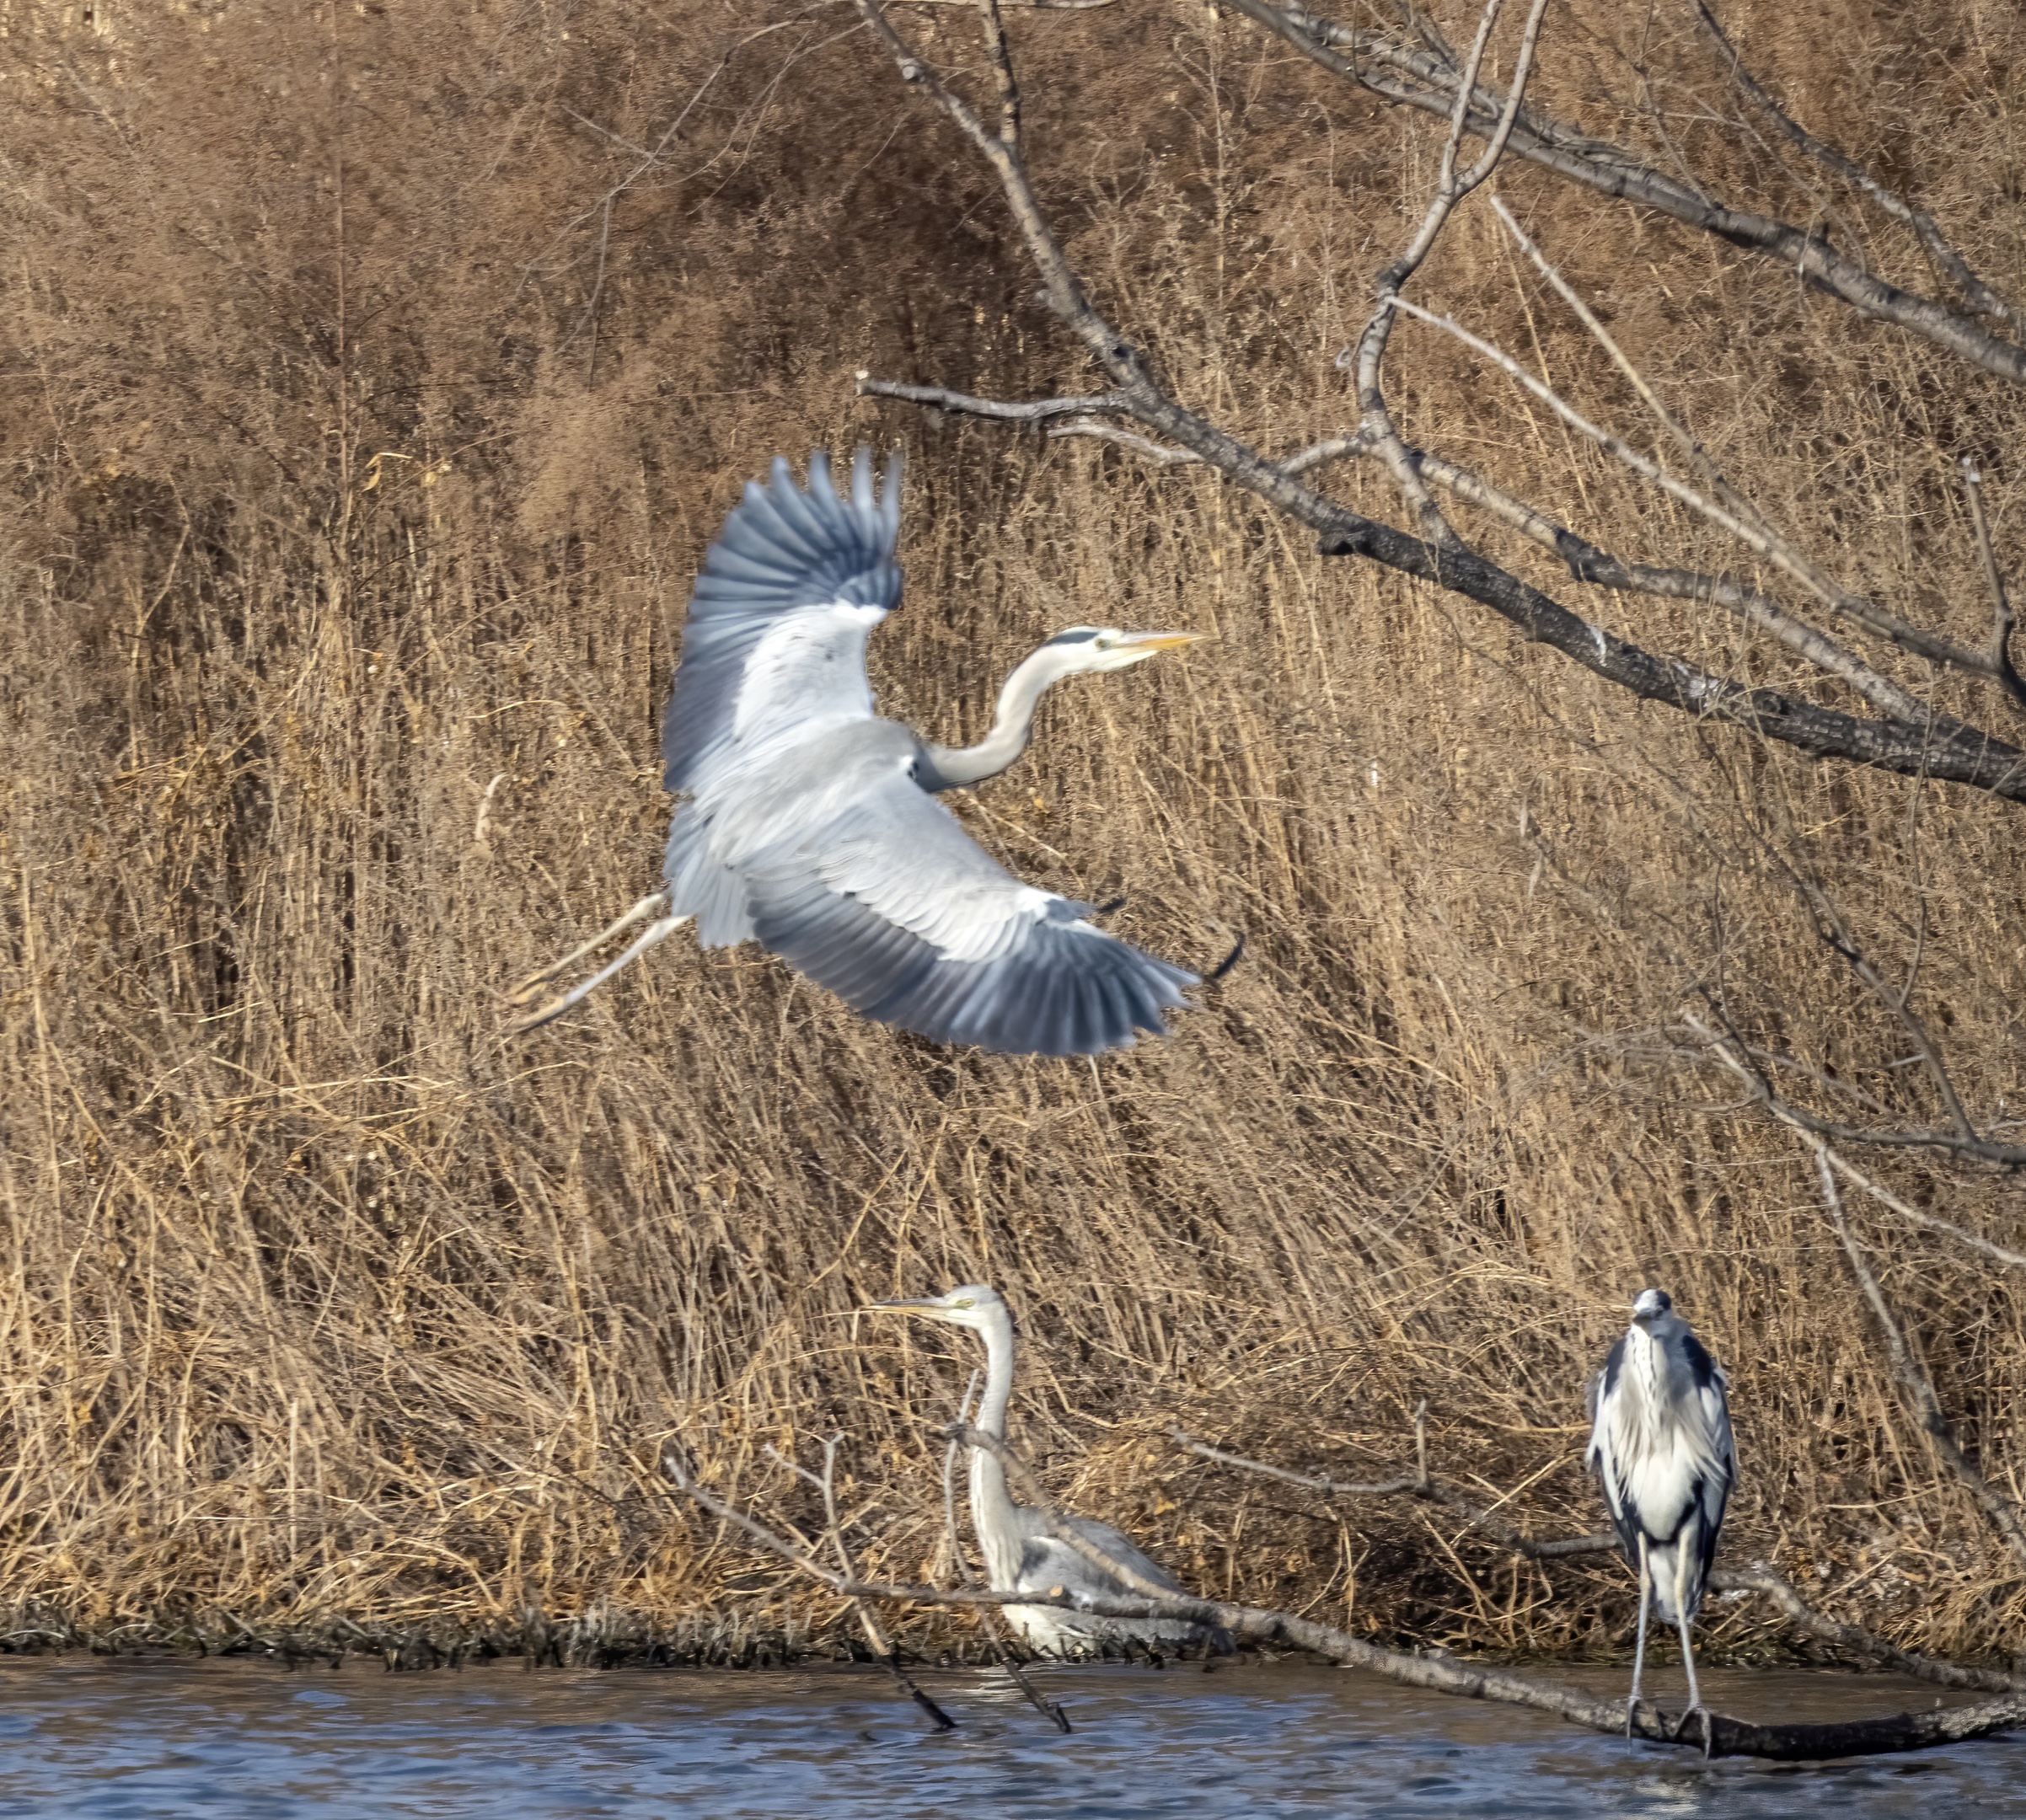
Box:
[741,770,1194,1056]
[1012,1513,1187,1599]
[662,449,903,795]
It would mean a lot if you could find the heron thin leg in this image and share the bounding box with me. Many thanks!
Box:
[507,913,691,1033]
[1627,1534,1652,1737]
[1675,1546,1710,1756]
[507,892,671,1006]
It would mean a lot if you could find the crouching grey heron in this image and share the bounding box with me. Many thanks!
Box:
[866,1283,1232,1657]
[507,448,1210,1054]
[1587,1287,1736,1743]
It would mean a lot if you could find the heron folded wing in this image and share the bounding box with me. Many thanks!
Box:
[662,448,904,794]
[742,774,1195,1057]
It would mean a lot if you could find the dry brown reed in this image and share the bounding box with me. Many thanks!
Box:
[2,0,2023,1664]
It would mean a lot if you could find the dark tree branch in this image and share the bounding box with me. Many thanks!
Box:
[1691,0,2023,331]
[1224,0,2026,387]
[1010,377,1938,727]
[1963,460,2026,708]
[850,3,2026,802]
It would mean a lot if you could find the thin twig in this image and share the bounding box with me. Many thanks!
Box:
[1171,1428,1613,1560]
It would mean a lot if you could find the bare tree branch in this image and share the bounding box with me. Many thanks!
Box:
[1690,0,2022,331]
[855,376,1127,422]
[1812,1154,2026,1571]
[1353,0,1552,545]
[1223,0,2026,387]
[850,2,2026,802]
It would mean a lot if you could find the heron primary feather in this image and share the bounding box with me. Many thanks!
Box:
[508,449,1209,1055]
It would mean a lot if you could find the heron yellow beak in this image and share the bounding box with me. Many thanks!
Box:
[1116,629,1211,655]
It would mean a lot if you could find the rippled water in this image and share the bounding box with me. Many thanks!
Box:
[0,1657,2020,1818]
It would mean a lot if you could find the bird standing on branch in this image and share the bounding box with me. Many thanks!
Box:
[508,448,1210,1054]
[1587,1287,1737,1747]
[866,1283,1231,1657]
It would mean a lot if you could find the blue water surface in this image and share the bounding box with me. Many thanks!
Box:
[0,1656,2018,1817]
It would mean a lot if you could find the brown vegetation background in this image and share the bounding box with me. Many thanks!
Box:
[3,0,2023,1661]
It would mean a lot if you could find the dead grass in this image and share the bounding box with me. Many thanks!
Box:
[1,0,2023,1662]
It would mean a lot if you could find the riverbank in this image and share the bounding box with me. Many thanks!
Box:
[4,0,2023,1668]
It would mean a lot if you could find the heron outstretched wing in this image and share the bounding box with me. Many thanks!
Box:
[662,447,903,794]
[742,765,1195,1056]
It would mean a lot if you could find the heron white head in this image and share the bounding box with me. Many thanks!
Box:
[864,1282,1009,1331]
[1042,626,1209,672]
[1631,1287,1675,1325]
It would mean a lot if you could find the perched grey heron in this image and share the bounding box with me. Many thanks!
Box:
[508,448,1210,1054]
[1587,1287,1736,1742]
[866,1283,1231,1657]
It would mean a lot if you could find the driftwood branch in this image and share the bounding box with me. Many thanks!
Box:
[850,1,2026,803]
[666,1443,2026,1760]
[1171,1431,2023,1698]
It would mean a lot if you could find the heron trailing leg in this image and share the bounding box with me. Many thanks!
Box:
[510,892,670,999]
[1626,1534,1652,1737]
[506,894,690,1033]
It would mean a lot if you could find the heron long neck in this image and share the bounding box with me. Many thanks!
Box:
[917,645,1069,791]
[968,1307,1026,1588]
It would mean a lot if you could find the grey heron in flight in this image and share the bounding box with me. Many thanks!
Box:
[507,448,1210,1054]
[866,1283,1231,1657]
[1587,1287,1736,1745]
